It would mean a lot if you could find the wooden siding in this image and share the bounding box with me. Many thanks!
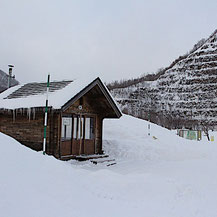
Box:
[0,110,59,155]
[0,111,45,150]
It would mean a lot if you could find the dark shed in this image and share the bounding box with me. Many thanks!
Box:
[0,77,122,160]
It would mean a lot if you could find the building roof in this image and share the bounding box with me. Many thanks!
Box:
[0,77,122,118]
[4,80,72,99]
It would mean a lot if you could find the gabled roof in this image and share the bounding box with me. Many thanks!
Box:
[0,77,122,118]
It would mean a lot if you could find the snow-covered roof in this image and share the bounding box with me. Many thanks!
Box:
[0,77,122,117]
[4,80,72,99]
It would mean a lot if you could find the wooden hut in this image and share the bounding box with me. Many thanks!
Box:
[0,77,122,160]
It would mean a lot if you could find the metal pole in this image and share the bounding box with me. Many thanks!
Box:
[79,113,82,155]
[78,105,83,155]
[43,73,50,155]
[148,111,150,136]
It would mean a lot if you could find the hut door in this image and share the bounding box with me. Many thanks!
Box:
[72,116,95,155]
[71,116,84,155]
[83,117,95,155]
[61,117,72,156]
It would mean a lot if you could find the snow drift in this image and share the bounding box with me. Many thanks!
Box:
[1,115,217,217]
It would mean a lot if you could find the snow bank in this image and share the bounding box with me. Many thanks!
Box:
[103,115,216,162]
[1,115,217,217]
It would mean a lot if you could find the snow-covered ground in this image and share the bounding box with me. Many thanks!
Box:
[1,115,217,217]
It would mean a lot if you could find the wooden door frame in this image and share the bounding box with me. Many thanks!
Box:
[60,113,96,156]
[72,114,96,155]
[82,115,96,155]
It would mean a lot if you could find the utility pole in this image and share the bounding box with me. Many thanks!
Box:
[8,65,15,88]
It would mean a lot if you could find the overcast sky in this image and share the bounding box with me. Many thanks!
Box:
[0,0,216,83]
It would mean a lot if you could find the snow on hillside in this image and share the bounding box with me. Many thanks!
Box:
[1,115,217,217]
[0,69,19,92]
[111,29,217,129]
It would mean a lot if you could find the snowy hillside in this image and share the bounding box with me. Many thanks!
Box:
[1,114,217,217]
[0,69,19,93]
[111,29,217,130]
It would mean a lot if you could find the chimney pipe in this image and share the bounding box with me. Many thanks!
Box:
[8,65,15,88]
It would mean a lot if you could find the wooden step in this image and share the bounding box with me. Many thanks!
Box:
[61,154,109,161]
[91,158,115,165]
[107,162,117,167]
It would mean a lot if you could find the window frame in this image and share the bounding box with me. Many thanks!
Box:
[61,114,96,141]
[61,115,73,141]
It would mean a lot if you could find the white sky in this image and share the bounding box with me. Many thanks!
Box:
[0,0,216,83]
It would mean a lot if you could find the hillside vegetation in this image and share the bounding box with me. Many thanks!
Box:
[110,30,217,130]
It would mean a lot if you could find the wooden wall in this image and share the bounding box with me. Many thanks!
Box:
[0,110,60,155]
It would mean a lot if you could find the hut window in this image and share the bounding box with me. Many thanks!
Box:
[73,116,94,140]
[73,116,84,139]
[85,117,94,140]
[61,117,72,140]
[78,117,84,139]
[73,117,77,139]
[85,117,90,139]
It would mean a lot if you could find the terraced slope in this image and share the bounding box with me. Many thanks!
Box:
[112,30,217,129]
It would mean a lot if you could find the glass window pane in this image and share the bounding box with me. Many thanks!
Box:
[85,118,90,139]
[61,117,72,140]
[90,117,94,139]
[78,117,84,139]
[73,117,77,139]
[61,122,65,138]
